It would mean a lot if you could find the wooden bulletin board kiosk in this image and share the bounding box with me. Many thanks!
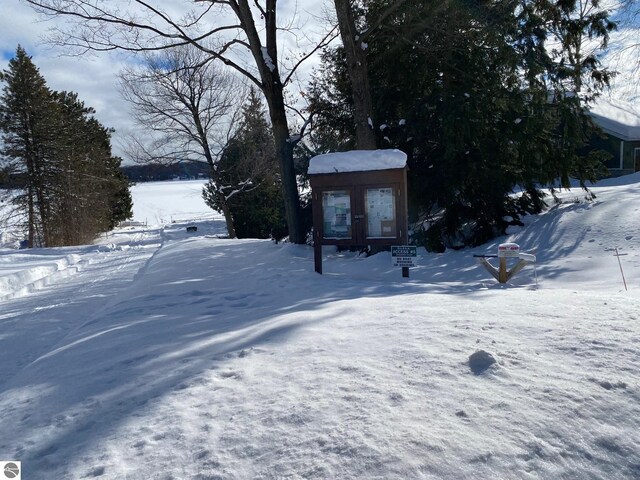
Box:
[308,149,409,274]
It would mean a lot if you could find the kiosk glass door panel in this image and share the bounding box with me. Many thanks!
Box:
[365,187,396,239]
[322,190,352,239]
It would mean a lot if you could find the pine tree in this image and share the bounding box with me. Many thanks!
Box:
[47,91,133,244]
[203,89,286,240]
[0,45,58,246]
[106,156,134,230]
[0,46,132,247]
[307,0,613,250]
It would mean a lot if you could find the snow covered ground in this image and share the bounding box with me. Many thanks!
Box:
[0,177,639,479]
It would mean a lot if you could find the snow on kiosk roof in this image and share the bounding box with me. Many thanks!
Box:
[308,149,407,175]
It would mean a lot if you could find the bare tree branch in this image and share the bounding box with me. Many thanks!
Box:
[283,25,339,86]
[23,0,325,242]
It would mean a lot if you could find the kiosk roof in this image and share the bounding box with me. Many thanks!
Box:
[308,149,407,175]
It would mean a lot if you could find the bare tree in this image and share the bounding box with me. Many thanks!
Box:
[609,0,640,95]
[24,0,338,244]
[617,0,640,58]
[120,45,242,237]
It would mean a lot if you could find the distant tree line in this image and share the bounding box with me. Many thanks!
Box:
[0,46,132,248]
[121,161,210,183]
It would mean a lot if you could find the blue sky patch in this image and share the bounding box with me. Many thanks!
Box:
[1,50,15,62]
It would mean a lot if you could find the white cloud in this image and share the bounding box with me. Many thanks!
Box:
[0,0,331,160]
[0,0,46,54]
[1,0,137,158]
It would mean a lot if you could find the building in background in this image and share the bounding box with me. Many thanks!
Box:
[589,98,640,175]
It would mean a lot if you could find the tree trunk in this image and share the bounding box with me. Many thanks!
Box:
[334,0,377,150]
[34,157,50,247]
[267,85,305,244]
[27,185,35,248]
[236,0,305,244]
[217,192,237,238]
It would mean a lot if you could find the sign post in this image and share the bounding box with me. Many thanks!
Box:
[475,243,536,284]
[607,247,628,291]
[392,245,417,278]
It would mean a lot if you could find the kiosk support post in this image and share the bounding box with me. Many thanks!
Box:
[314,239,322,274]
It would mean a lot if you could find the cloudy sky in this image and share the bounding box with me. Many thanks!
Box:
[1,1,142,158]
[0,0,332,160]
[1,0,637,161]
[0,0,132,154]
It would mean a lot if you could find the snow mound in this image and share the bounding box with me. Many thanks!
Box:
[469,350,498,374]
[0,253,81,300]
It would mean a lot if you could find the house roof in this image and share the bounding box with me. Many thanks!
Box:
[589,97,640,141]
[308,149,407,175]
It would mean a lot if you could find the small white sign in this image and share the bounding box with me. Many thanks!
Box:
[391,246,417,267]
[498,243,520,258]
[1,461,21,480]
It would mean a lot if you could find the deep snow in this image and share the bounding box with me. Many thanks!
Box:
[0,177,639,479]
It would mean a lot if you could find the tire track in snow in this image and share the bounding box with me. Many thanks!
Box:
[0,229,164,390]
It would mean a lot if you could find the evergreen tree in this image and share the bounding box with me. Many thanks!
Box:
[106,156,134,230]
[306,47,357,153]
[307,0,613,250]
[47,91,133,244]
[0,46,132,247]
[203,89,287,240]
[0,45,58,246]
